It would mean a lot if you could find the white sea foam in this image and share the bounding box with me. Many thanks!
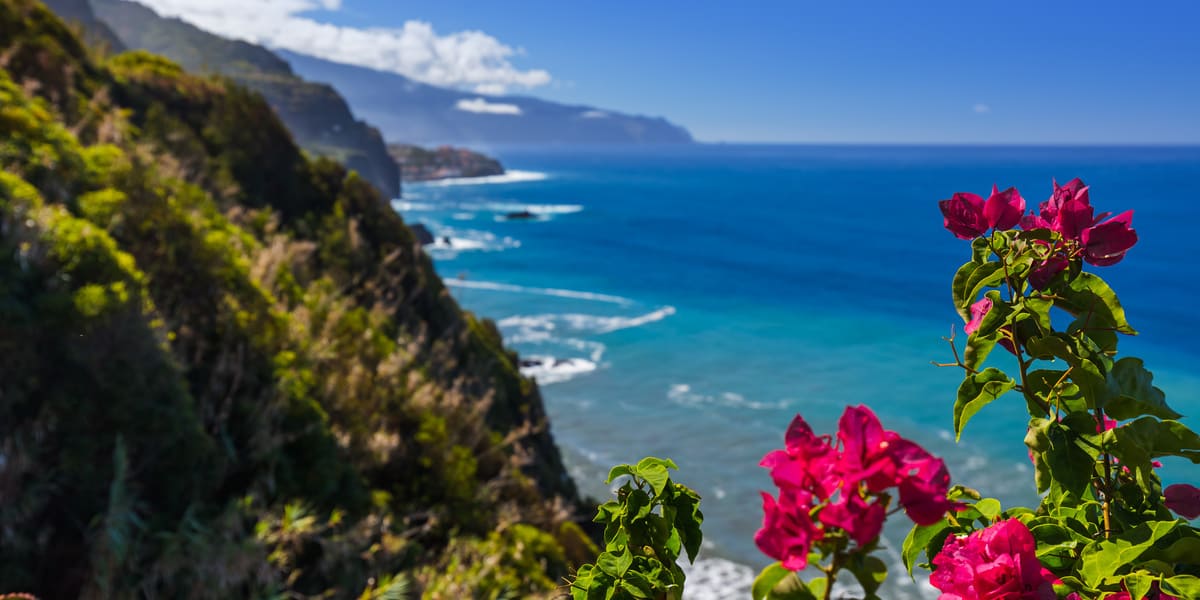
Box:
[451,212,476,220]
[667,384,790,411]
[424,228,520,258]
[498,306,676,335]
[392,200,435,211]
[679,557,755,600]
[517,355,597,385]
[418,170,549,187]
[443,279,634,305]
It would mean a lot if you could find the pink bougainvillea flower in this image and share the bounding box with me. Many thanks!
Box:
[964,297,993,335]
[1081,210,1137,266]
[940,192,989,239]
[1022,178,1089,234]
[931,519,1057,600]
[837,406,959,523]
[760,414,839,497]
[984,185,1025,231]
[895,453,958,525]
[818,493,886,546]
[1028,254,1068,290]
[755,489,822,571]
[837,405,894,490]
[1164,483,1200,520]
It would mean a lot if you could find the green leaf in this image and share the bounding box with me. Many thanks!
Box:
[1162,574,1200,598]
[1026,369,1086,414]
[597,546,633,578]
[1123,572,1153,600]
[606,464,635,484]
[974,498,1002,521]
[752,564,818,600]
[1079,521,1184,587]
[1025,333,1108,403]
[902,519,950,576]
[1116,417,1200,462]
[635,457,675,497]
[1057,272,1137,334]
[1103,358,1180,420]
[1025,418,1054,493]
[971,236,992,264]
[752,563,791,600]
[962,262,1006,314]
[846,555,888,596]
[954,368,1016,440]
[620,579,651,599]
[670,489,704,563]
[627,488,653,522]
[805,577,828,599]
[952,260,980,321]
[1046,421,1095,496]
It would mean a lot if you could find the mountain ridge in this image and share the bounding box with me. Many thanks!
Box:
[276,48,695,146]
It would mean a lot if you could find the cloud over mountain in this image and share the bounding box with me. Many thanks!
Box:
[135,0,551,94]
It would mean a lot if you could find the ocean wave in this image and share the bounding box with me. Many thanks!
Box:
[498,306,676,336]
[417,170,549,187]
[442,279,634,305]
[680,557,755,600]
[488,202,584,222]
[392,200,435,211]
[517,355,597,385]
[667,384,790,411]
[451,212,476,220]
[424,228,520,258]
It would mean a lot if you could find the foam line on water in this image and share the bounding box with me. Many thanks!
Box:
[498,306,676,335]
[517,355,597,385]
[417,170,549,187]
[443,279,634,305]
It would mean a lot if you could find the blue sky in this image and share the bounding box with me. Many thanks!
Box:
[144,0,1200,144]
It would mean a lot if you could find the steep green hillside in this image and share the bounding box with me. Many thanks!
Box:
[77,0,401,200]
[0,1,590,597]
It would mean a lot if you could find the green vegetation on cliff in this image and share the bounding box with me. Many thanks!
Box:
[71,0,401,200]
[0,1,591,597]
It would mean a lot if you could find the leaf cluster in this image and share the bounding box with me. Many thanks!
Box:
[570,457,703,600]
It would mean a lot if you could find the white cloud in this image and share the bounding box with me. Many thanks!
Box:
[455,98,522,115]
[135,0,551,94]
[973,103,991,114]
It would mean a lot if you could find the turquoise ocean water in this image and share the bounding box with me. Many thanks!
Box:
[397,145,1200,598]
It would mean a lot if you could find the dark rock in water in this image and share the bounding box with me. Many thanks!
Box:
[505,210,536,221]
[409,223,434,246]
[442,236,453,247]
[519,358,544,368]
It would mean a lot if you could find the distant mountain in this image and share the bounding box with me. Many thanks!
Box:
[85,0,401,199]
[277,49,695,146]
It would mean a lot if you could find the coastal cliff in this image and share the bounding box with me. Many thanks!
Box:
[67,0,402,200]
[389,143,506,182]
[0,1,590,597]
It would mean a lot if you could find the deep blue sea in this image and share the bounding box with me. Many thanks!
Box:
[397,145,1200,599]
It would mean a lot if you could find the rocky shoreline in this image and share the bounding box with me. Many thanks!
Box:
[388,143,505,182]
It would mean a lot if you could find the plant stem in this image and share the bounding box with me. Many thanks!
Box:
[1098,407,1114,540]
[822,556,840,600]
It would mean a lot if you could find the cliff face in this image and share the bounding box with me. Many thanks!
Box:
[85,0,401,199]
[0,1,588,597]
